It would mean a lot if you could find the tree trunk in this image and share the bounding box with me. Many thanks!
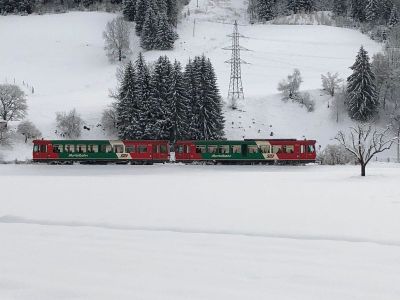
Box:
[118,48,122,62]
[361,164,366,177]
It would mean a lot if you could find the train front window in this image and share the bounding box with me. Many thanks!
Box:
[33,145,39,152]
[307,145,315,153]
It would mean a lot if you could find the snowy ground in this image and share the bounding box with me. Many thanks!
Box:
[0,0,384,160]
[1,163,400,299]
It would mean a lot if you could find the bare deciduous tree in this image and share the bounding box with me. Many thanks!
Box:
[321,72,343,97]
[103,17,131,62]
[0,84,28,121]
[335,124,396,176]
[55,108,84,139]
[101,104,118,136]
[17,120,42,143]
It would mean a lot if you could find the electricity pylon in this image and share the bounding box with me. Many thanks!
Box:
[223,20,249,109]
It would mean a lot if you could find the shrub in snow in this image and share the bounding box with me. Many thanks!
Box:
[17,120,42,143]
[318,144,354,165]
[103,17,131,62]
[55,108,84,139]
[0,84,27,122]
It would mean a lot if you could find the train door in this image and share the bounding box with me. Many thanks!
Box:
[241,144,248,157]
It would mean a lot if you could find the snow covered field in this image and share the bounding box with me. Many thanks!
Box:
[1,163,400,299]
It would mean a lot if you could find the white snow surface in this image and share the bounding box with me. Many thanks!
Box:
[0,0,383,160]
[1,163,400,299]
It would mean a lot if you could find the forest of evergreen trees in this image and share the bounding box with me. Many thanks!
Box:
[113,54,225,142]
[249,0,400,29]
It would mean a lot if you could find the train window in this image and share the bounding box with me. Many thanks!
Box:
[176,145,184,153]
[283,145,295,153]
[307,145,315,153]
[126,146,135,153]
[53,145,63,153]
[196,145,206,153]
[160,145,168,153]
[40,145,47,153]
[153,145,159,153]
[219,145,229,154]
[65,145,74,153]
[272,145,282,153]
[33,144,40,152]
[300,145,305,154]
[138,145,147,153]
[248,146,258,154]
[77,145,87,153]
[98,145,106,153]
[231,145,241,154]
[87,145,98,153]
[114,145,124,153]
[207,145,217,154]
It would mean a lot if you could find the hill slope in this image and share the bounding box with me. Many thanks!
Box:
[0,0,382,160]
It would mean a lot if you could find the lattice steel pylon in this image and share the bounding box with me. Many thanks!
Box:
[223,20,249,109]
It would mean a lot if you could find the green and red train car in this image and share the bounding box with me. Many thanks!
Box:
[33,138,316,164]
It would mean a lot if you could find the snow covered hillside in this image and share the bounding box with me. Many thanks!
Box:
[1,163,400,299]
[0,0,383,160]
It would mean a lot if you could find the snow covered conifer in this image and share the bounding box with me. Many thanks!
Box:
[154,13,176,50]
[333,0,347,17]
[135,0,149,35]
[170,60,191,141]
[148,56,174,139]
[184,59,200,139]
[350,0,366,22]
[140,6,158,50]
[256,0,275,22]
[166,0,178,26]
[135,53,152,139]
[123,0,137,22]
[389,5,399,28]
[366,0,379,23]
[346,46,379,122]
[116,61,140,139]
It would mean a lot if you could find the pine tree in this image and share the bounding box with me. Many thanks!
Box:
[170,61,191,141]
[389,5,399,28]
[140,6,158,50]
[154,13,175,50]
[135,0,149,35]
[148,56,174,139]
[380,0,394,24]
[351,0,366,22]
[333,0,347,16]
[347,46,379,122]
[166,0,178,26]
[135,53,152,139]
[123,0,136,22]
[116,61,140,139]
[184,59,201,139]
[257,0,275,22]
[366,0,379,23]
[190,56,225,140]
